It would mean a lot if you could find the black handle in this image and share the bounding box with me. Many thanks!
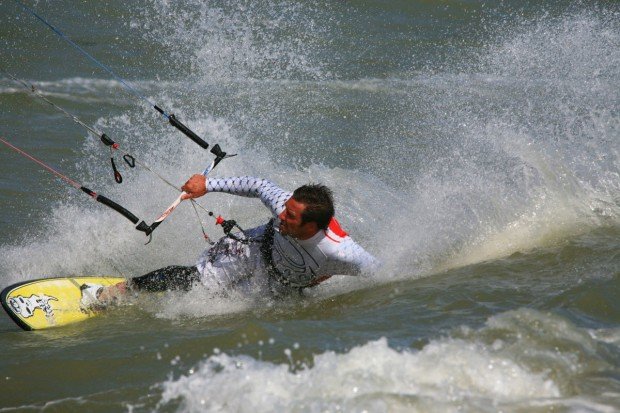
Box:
[95,194,140,224]
[168,114,209,149]
[80,186,139,224]
[154,105,209,149]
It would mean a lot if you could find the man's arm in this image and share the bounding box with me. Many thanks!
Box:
[336,237,381,276]
[310,238,379,287]
[182,175,291,216]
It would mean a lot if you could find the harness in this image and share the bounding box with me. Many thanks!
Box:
[212,217,325,292]
[259,219,295,289]
[260,219,334,292]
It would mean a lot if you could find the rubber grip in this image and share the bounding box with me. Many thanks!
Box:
[168,114,209,149]
[95,194,140,224]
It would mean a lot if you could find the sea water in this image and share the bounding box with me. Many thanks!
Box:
[0,1,618,411]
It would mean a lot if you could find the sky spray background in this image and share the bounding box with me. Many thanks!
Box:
[0,1,618,289]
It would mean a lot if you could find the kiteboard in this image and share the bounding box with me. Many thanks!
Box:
[1,276,125,331]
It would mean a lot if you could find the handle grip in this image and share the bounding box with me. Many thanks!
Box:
[168,114,209,149]
[80,187,139,224]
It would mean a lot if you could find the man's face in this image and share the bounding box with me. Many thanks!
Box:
[278,198,317,240]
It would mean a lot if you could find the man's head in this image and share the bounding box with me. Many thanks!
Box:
[278,184,334,240]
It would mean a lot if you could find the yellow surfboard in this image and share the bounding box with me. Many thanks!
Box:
[1,276,125,330]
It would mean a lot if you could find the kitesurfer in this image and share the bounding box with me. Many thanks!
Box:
[81,175,379,306]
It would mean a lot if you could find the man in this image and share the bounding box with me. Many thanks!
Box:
[81,175,379,307]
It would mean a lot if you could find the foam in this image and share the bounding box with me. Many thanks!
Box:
[158,336,559,412]
[157,307,620,412]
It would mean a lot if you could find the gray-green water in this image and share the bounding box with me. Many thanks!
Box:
[0,1,618,411]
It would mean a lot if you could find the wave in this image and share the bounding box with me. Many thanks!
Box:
[155,308,619,412]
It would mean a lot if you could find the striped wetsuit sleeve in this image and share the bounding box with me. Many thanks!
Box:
[207,176,292,216]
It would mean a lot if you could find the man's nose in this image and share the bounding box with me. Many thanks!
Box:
[278,209,286,221]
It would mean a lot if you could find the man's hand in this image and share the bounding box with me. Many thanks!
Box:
[181,174,207,200]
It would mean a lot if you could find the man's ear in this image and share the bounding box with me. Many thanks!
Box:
[303,220,319,232]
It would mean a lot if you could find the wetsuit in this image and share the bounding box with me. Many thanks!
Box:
[130,177,379,295]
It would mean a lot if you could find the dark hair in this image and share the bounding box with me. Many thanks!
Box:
[292,184,335,230]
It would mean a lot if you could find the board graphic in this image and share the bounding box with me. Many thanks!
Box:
[1,276,125,330]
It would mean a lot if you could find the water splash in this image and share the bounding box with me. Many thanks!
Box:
[157,308,618,412]
[1,4,618,296]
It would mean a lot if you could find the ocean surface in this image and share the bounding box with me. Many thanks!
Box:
[0,0,618,411]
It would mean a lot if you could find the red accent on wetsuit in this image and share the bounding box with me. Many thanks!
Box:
[328,218,348,237]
